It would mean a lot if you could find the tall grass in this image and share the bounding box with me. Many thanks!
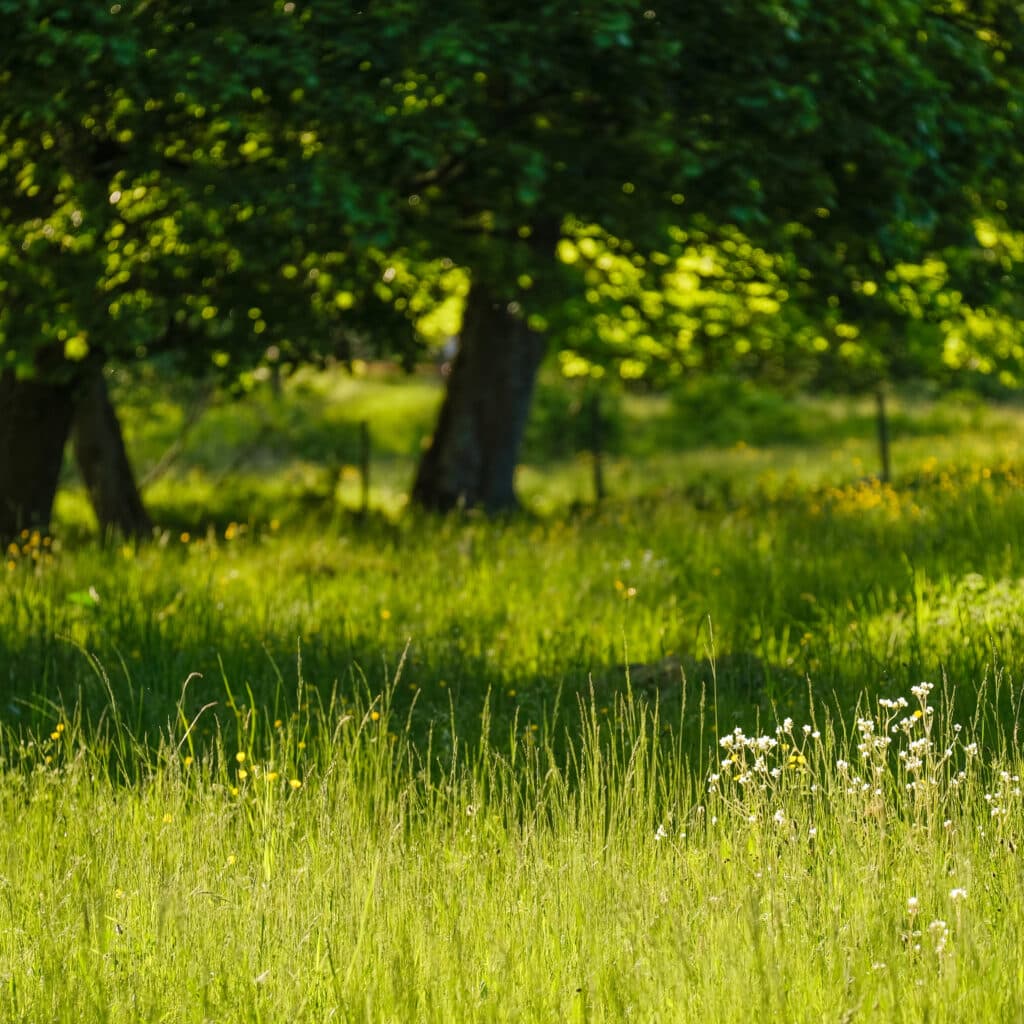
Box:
[10,458,1024,746]
[5,373,1024,1019]
[1,666,1022,1022]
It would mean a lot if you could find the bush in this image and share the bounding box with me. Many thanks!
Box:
[666,376,806,448]
[522,376,625,462]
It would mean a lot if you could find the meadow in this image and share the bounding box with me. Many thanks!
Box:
[3,369,1024,1021]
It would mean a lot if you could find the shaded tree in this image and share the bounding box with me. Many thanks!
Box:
[370,0,1023,508]
[2,0,1021,531]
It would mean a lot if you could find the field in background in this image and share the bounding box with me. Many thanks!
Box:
[12,365,1024,732]
[51,363,1024,527]
[5,369,1024,1020]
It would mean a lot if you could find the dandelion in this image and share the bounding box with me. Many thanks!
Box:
[950,888,968,904]
[162,813,173,824]
[907,896,920,916]
[235,751,246,764]
[654,824,668,841]
[370,711,381,722]
[289,779,302,790]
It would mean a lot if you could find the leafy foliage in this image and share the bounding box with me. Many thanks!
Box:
[1,0,1021,391]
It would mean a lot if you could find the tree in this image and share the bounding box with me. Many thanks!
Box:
[410,283,546,511]
[3,0,1021,531]
[0,0,413,535]
[70,362,153,538]
[383,0,1023,507]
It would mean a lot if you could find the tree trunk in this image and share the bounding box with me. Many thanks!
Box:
[71,363,152,539]
[411,283,546,512]
[0,370,78,538]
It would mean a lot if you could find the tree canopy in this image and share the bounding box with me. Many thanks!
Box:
[2,0,1022,524]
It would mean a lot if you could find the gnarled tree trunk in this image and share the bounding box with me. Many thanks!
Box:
[71,363,151,539]
[0,369,78,538]
[411,283,546,513]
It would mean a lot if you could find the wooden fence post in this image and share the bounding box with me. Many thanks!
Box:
[875,388,891,484]
[359,420,371,516]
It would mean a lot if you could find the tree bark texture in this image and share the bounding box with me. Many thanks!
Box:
[0,370,78,538]
[411,283,546,513]
[71,363,152,538]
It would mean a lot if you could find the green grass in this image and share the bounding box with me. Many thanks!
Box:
[85,364,1024,523]
[6,370,1024,1020]
[2,677,1022,1021]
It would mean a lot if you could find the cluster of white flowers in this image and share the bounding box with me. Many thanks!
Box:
[713,720,819,794]
[878,696,909,711]
[900,889,968,961]
[703,682,1002,835]
[984,769,1022,818]
[856,716,892,760]
[837,682,975,799]
[928,919,950,957]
